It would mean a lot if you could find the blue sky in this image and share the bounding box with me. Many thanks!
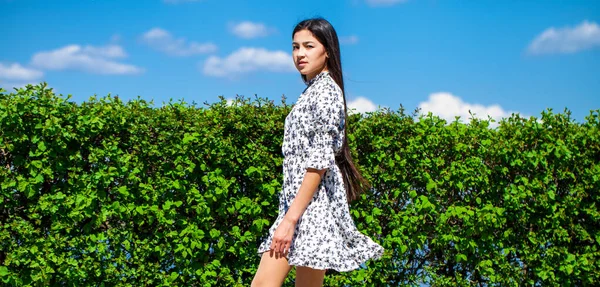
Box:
[1,0,599,123]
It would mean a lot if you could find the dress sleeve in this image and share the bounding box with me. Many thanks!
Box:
[303,85,345,170]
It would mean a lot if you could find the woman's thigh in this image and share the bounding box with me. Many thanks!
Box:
[252,251,292,287]
[295,266,326,287]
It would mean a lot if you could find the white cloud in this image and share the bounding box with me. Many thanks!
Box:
[0,81,48,91]
[0,63,44,81]
[340,35,359,45]
[202,47,295,77]
[81,45,127,58]
[30,44,143,75]
[366,0,408,7]
[347,96,378,114]
[225,97,236,106]
[418,92,519,126]
[229,21,275,39]
[140,27,217,56]
[527,20,600,55]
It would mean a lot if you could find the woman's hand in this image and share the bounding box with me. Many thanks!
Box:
[270,216,297,256]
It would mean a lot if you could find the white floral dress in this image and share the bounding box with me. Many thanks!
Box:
[257,71,384,272]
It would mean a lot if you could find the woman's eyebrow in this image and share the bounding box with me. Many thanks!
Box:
[292,41,315,45]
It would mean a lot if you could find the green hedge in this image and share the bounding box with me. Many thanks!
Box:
[1,83,598,286]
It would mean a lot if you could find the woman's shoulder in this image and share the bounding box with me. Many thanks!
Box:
[308,73,342,98]
[323,74,342,94]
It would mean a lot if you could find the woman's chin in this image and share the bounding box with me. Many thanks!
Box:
[299,68,314,75]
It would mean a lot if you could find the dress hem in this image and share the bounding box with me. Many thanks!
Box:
[257,246,384,272]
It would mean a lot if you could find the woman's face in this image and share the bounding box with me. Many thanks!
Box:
[292,29,328,82]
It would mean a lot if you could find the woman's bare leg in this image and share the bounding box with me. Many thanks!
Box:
[251,250,292,287]
[295,266,326,287]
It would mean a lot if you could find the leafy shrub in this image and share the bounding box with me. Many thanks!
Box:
[1,84,598,286]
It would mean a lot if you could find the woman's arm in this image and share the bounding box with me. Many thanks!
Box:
[270,168,326,255]
[284,168,327,223]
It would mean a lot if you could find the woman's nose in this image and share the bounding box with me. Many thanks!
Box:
[297,47,306,56]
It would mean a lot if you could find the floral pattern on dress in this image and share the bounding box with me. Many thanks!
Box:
[257,71,384,272]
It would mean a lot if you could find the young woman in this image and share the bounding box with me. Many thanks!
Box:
[252,18,384,287]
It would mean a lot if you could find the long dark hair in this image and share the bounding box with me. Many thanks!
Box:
[292,17,371,202]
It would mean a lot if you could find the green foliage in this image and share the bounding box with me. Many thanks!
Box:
[1,83,598,286]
